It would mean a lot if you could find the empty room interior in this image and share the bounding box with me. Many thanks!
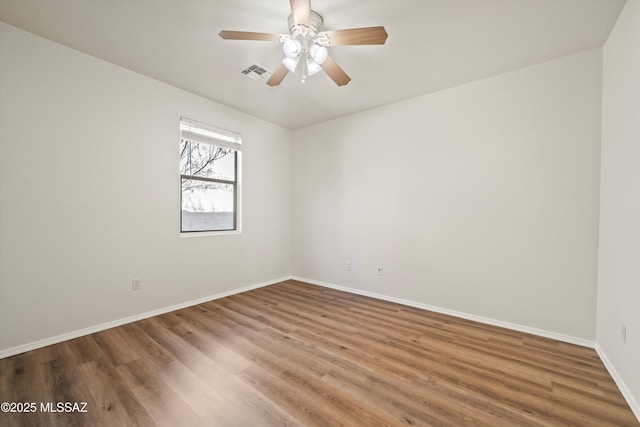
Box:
[0,0,639,425]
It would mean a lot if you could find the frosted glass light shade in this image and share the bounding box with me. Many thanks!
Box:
[309,44,328,64]
[283,39,301,58]
[282,56,299,73]
[307,59,322,76]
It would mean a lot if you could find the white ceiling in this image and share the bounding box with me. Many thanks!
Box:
[0,0,626,129]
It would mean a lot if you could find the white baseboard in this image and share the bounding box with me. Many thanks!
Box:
[595,344,640,422]
[290,275,595,348]
[0,276,289,359]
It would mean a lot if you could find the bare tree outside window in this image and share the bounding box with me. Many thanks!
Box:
[180,139,233,209]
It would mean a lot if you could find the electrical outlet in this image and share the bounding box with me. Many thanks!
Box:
[621,324,627,343]
[346,262,352,271]
[132,279,141,291]
[376,266,383,276]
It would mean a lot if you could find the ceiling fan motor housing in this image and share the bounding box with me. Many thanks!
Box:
[288,10,324,40]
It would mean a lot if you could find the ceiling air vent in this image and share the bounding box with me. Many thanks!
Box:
[239,64,273,82]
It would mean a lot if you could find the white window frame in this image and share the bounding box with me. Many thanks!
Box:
[179,117,242,236]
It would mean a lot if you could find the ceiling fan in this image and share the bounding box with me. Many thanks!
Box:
[219,0,388,87]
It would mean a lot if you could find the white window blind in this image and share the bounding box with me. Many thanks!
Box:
[180,117,242,151]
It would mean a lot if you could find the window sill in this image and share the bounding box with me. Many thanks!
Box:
[179,229,241,238]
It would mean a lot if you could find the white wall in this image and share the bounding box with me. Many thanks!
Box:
[293,49,603,341]
[597,0,640,417]
[0,23,293,353]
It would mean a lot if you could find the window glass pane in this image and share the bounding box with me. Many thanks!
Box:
[181,180,235,231]
[179,139,191,175]
[180,139,235,181]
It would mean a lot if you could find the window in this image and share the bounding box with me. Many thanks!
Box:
[180,118,241,233]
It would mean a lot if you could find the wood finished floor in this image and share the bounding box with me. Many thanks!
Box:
[0,280,637,426]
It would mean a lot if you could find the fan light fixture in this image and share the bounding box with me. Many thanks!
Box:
[277,11,333,84]
[280,40,328,83]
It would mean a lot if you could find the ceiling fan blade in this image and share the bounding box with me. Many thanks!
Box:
[317,26,388,46]
[267,63,289,86]
[290,0,311,28]
[320,56,351,86]
[218,30,282,42]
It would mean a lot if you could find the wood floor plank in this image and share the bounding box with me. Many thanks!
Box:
[115,359,203,426]
[157,360,257,426]
[60,335,104,366]
[117,324,175,368]
[91,328,140,367]
[169,322,252,373]
[134,317,213,372]
[192,359,302,426]
[75,358,154,426]
[0,351,54,427]
[42,345,100,426]
[1,280,637,426]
